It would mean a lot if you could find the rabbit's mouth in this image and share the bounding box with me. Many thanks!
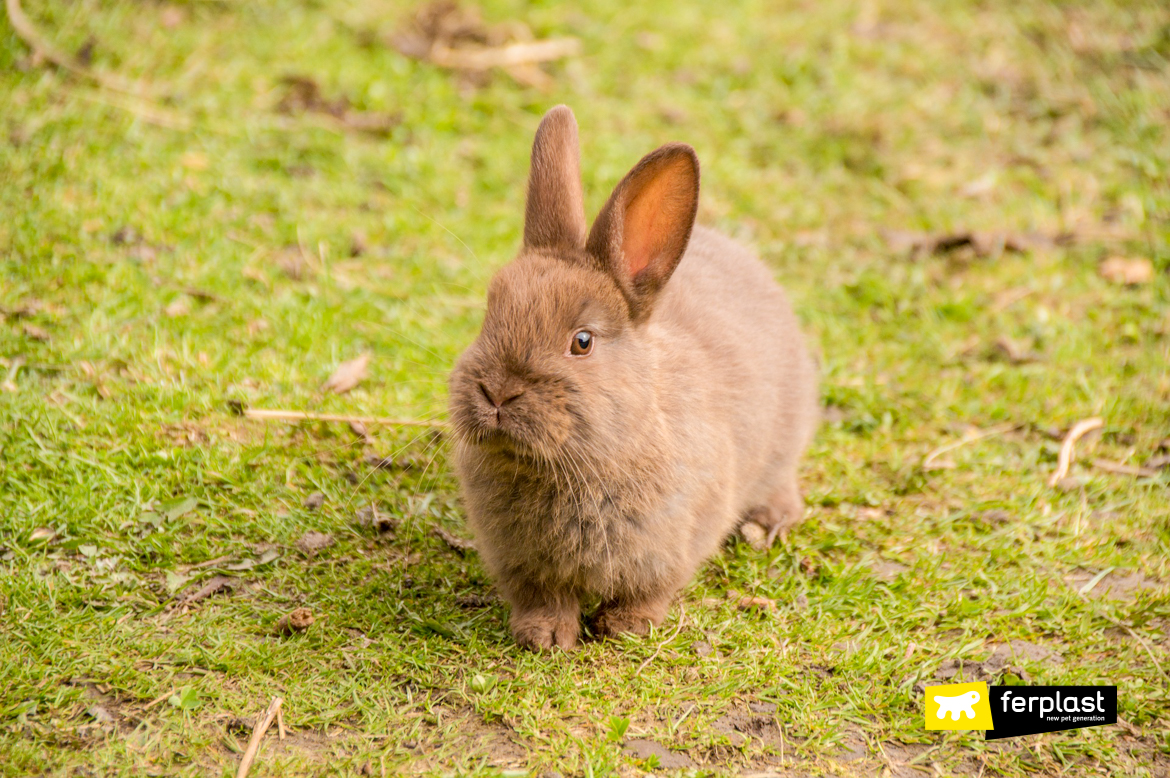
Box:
[467,427,552,467]
[474,429,518,454]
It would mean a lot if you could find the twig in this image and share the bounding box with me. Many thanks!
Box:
[6,0,132,92]
[777,714,785,765]
[69,88,191,130]
[143,688,175,710]
[6,0,192,130]
[237,697,283,778]
[922,423,1018,471]
[1049,417,1104,486]
[431,526,475,555]
[428,38,580,70]
[1124,626,1169,685]
[243,408,446,429]
[7,0,101,82]
[179,554,234,572]
[1091,458,1158,478]
[634,605,686,675]
[276,708,286,741]
[990,287,1036,313]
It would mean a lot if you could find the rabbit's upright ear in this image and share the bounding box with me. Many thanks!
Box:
[586,144,699,321]
[523,106,588,252]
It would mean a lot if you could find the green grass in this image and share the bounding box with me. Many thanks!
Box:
[2,0,1169,775]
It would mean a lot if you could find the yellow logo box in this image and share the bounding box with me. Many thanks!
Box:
[925,681,994,730]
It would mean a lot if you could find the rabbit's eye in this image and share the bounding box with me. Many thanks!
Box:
[569,330,593,356]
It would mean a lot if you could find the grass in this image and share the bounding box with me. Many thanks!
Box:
[1,0,1169,775]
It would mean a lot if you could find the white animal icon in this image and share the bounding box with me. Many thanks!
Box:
[934,691,980,721]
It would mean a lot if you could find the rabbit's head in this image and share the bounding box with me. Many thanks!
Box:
[449,106,699,465]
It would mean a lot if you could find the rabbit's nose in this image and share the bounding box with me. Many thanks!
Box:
[478,381,524,409]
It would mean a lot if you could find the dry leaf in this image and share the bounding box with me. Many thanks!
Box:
[28,527,56,544]
[22,323,49,341]
[1099,256,1154,285]
[1091,459,1158,478]
[273,607,315,635]
[164,299,190,318]
[456,592,496,608]
[160,6,185,29]
[431,526,475,554]
[993,336,1041,364]
[734,595,777,613]
[177,575,236,605]
[323,353,370,394]
[276,75,402,137]
[883,229,1066,260]
[87,705,116,725]
[295,530,333,555]
[277,248,308,280]
[389,1,578,89]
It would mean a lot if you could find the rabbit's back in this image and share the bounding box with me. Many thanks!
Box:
[651,226,818,534]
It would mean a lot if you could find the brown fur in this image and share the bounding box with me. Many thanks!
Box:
[448,106,819,651]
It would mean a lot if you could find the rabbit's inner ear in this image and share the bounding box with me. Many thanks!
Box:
[523,106,587,251]
[587,144,699,321]
[621,153,698,278]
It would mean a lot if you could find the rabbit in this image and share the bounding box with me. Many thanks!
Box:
[448,105,818,651]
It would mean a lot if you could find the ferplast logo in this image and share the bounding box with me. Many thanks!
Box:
[924,682,994,731]
[923,684,1118,739]
[985,686,1117,740]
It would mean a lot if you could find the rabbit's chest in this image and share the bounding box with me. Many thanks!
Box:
[508,479,682,591]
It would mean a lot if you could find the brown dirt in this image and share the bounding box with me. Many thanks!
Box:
[1065,569,1166,601]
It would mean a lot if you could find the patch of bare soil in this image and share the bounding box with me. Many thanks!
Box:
[205,706,527,774]
[75,683,141,738]
[913,639,1061,691]
[1065,569,1166,601]
[624,738,696,768]
[701,711,970,777]
[203,724,340,774]
[393,707,527,771]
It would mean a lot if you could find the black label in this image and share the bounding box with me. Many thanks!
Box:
[986,686,1117,740]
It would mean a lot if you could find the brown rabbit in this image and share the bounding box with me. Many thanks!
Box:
[448,106,818,651]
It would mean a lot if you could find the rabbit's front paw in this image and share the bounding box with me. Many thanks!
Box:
[511,609,579,651]
[591,599,669,639]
